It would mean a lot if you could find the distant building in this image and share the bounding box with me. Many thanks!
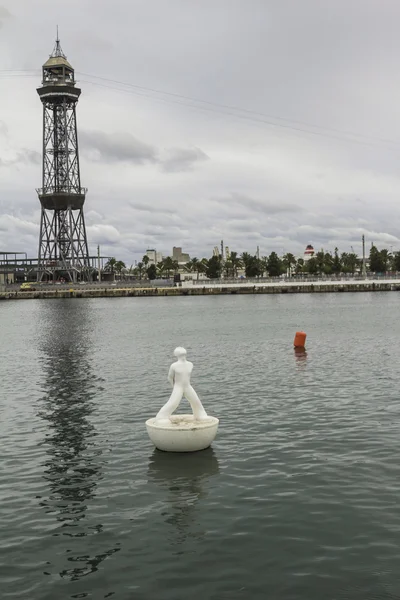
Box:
[303,244,315,261]
[225,246,231,260]
[146,249,163,265]
[172,246,190,264]
[213,246,220,257]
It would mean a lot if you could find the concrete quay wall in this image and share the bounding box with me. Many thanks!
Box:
[1,280,400,300]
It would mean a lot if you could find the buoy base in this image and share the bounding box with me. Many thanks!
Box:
[146,414,219,452]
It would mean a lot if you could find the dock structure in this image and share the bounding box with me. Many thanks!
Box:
[2,277,400,300]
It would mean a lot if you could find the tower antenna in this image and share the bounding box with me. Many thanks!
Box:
[51,26,66,58]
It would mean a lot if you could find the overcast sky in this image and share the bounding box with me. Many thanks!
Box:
[1,0,400,263]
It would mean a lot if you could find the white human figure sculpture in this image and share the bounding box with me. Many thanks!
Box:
[156,347,208,421]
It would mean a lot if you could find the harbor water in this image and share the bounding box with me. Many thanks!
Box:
[1,294,400,599]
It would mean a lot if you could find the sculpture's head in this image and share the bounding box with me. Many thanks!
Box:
[173,346,187,358]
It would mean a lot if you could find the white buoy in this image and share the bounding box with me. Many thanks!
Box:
[145,347,219,453]
[146,415,219,452]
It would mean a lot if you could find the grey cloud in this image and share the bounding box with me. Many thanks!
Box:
[0,148,41,167]
[80,130,208,173]
[213,193,305,215]
[3,0,400,262]
[160,147,209,173]
[79,130,157,165]
[86,224,121,245]
[128,201,175,216]
[0,5,11,28]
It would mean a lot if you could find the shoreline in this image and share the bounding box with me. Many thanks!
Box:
[1,279,400,300]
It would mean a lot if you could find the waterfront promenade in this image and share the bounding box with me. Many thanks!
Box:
[1,275,400,300]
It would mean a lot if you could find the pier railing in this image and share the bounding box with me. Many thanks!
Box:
[191,273,400,285]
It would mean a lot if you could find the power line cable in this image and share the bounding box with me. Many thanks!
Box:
[1,68,400,150]
[79,78,400,150]
[77,70,400,147]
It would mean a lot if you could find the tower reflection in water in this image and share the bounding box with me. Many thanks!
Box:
[147,448,220,546]
[37,301,119,581]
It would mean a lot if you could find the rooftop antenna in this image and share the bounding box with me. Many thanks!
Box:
[362,234,367,278]
[51,25,66,58]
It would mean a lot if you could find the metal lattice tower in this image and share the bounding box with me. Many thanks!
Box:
[36,34,90,282]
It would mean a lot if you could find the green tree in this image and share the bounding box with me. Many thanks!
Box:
[266,252,282,277]
[323,252,333,275]
[369,245,385,273]
[147,264,157,280]
[241,255,262,277]
[306,257,318,275]
[392,251,400,272]
[205,255,222,279]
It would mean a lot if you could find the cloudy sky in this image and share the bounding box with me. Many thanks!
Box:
[1,0,400,263]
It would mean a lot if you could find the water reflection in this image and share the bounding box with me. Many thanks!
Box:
[37,301,119,581]
[147,448,219,546]
[294,347,308,367]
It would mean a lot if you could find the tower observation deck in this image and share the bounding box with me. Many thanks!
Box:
[36,35,91,282]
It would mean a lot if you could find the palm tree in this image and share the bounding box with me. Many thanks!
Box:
[380,248,391,272]
[184,258,197,273]
[137,261,144,280]
[127,264,135,280]
[224,260,233,277]
[142,255,150,267]
[157,261,165,278]
[341,252,359,275]
[282,253,296,276]
[295,258,305,275]
[315,250,325,275]
[229,251,242,277]
[114,260,126,280]
[185,257,206,280]
[196,260,207,280]
[241,252,252,269]
[162,257,179,278]
[105,257,117,273]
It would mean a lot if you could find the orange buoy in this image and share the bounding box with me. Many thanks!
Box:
[294,331,307,348]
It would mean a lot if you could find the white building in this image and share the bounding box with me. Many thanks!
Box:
[303,244,315,262]
[145,249,163,265]
[172,247,190,264]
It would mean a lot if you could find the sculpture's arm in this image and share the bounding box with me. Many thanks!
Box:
[167,365,175,387]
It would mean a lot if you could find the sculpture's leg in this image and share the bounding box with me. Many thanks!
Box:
[185,386,208,420]
[156,387,183,420]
